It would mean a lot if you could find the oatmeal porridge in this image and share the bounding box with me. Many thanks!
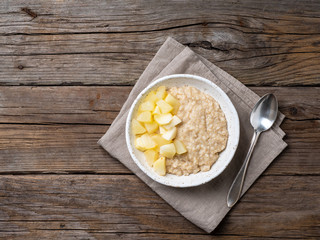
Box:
[167,86,228,176]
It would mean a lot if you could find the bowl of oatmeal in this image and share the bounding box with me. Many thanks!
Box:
[126,74,239,187]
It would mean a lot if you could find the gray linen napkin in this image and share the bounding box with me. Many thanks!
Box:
[98,37,287,233]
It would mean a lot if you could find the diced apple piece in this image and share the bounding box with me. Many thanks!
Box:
[154,113,173,125]
[138,134,157,149]
[163,115,182,130]
[144,122,158,134]
[145,90,157,103]
[165,94,180,114]
[144,149,159,167]
[153,157,166,176]
[132,119,146,134]
[161,127,177,141]
[173,139,187,154]
[151,134,171,145]
[134,137,146,151]
[159,126,166,134]
[156,86,167,100]
[156,99,173,114]
[153,106,161,115]
[139,101,155,112]
[160,143,176,158]
[151,134,171,153]
[137,111,152,123]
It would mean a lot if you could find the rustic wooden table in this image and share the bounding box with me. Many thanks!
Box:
[1,1,319,239]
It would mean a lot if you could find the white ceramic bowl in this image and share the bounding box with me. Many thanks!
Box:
[126,74,240,188]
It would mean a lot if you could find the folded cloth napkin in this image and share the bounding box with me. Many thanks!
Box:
[98,37,287,233]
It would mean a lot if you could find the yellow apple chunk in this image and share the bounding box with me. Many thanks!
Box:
[132,119,146,135]
[137,111,152,123]
[156,86,167,100]
[159,126,166,134]
[144,122,158,133]
[144,149,159,167]
[165,94,180,114]
[145,90,157,103]
[163,115,182,130]
[153,157,166,176]
[134,137,146,151]
[154,113,173,125]
[138,133,157,149]
[160,143,176,158]
[151,134,171,147]
[161,127,177,141]
[173,139,187,154]
[139,101,155,112]
[153,106,161,115]
[156,99,173,114]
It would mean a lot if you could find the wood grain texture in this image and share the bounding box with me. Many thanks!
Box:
[0,86,318,124]
[0,119,318,175]
[0,232,265,240]
[2,0,319,34]
[1,0,319,238]
[1,233,280,240]
[0,0,319,86]
[0,86,132,124]
[0,175,319,239]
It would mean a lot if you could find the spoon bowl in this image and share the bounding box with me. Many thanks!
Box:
[250,94,278,132]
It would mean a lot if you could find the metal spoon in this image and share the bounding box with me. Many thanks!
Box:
[227,94,278,208]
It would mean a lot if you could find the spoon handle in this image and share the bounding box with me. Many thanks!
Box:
[227,130,261,208]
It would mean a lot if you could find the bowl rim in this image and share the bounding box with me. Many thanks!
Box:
[125,74,240,187]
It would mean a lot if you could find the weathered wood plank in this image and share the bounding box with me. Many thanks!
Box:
[1,35,319,86]
[0,124,127,174]
[0,120,318,175]
[0,232,259,240]
[1,0,320,35]
[0,86,318,124]
[252,87,320,121]
[0,86,132,124]
[264,119,320,175]
[0,175,319,238]
[0,53,150,86]
[0,233,274,240]
[0,1,319,86]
